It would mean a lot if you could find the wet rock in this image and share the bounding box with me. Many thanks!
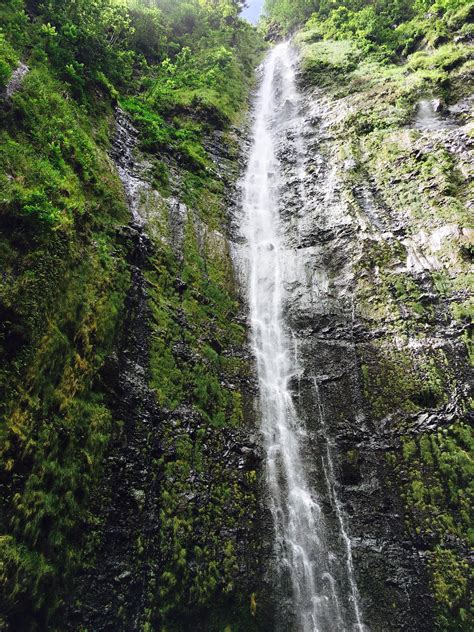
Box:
[413,98,456,131]
[237,68,465,631]
[130,489,146,510]
[61,106,271,632]
[1,62,29,102]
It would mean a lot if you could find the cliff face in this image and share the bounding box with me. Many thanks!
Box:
[59,109,272,632]
[0,36,270,632]
[0,2,273,629]
[289,32,473,631]
[0,2,472,630]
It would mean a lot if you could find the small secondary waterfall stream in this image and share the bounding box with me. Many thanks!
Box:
[242,42,364,631]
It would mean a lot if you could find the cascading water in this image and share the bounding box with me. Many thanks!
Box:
[242,42,365,631]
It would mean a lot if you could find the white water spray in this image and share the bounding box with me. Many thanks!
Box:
[242,42,365,631]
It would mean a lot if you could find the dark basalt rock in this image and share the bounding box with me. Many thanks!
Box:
[63,209,162,631]
[252,75,470,630]
[61,106,273,632]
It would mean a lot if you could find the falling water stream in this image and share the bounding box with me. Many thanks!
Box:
[242,42,364,631]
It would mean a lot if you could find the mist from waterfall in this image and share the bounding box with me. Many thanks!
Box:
[242,41,365,632]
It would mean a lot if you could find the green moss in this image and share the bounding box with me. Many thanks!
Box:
[153,420,260,630]
[430,547,472,630]
[147,217,247,425]
[0,58,130,625]
[361,345,449,418]
[408,43,470,73]
[0,239,129,620]
[360,133,469,226]
[0,30,19,87]
[298,39,360,87]
[388,423,474,629]
[149,159,171,195]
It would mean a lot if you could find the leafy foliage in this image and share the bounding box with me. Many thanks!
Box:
[389,425,474,630]
[0,0,264,629]
[264,0,473,60]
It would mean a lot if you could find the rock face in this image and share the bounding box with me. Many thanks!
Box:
[250,41,472,630]
[62,112,164,631]
[64,220,161,630]
[234,46,436,630]
[62,109,274,631]
[1,62,29,101]
[83,52,472,631]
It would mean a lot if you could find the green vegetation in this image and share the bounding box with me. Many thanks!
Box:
[120,1,263,175]
[147,212,248,423]
[361,345,451,419]
[0,31,18,87]
[137,120,262,627]
[1,0,472,629]
[271,1,474,629]
[152,421,260,631]
[387,424,473,630]
[0,1,264,629]
[264,0,473,60]
[0,65,129,632]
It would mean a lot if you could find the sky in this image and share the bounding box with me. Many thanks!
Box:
[241,0,265,24]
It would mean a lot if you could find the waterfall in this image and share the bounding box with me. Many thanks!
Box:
[242,42,365,631]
